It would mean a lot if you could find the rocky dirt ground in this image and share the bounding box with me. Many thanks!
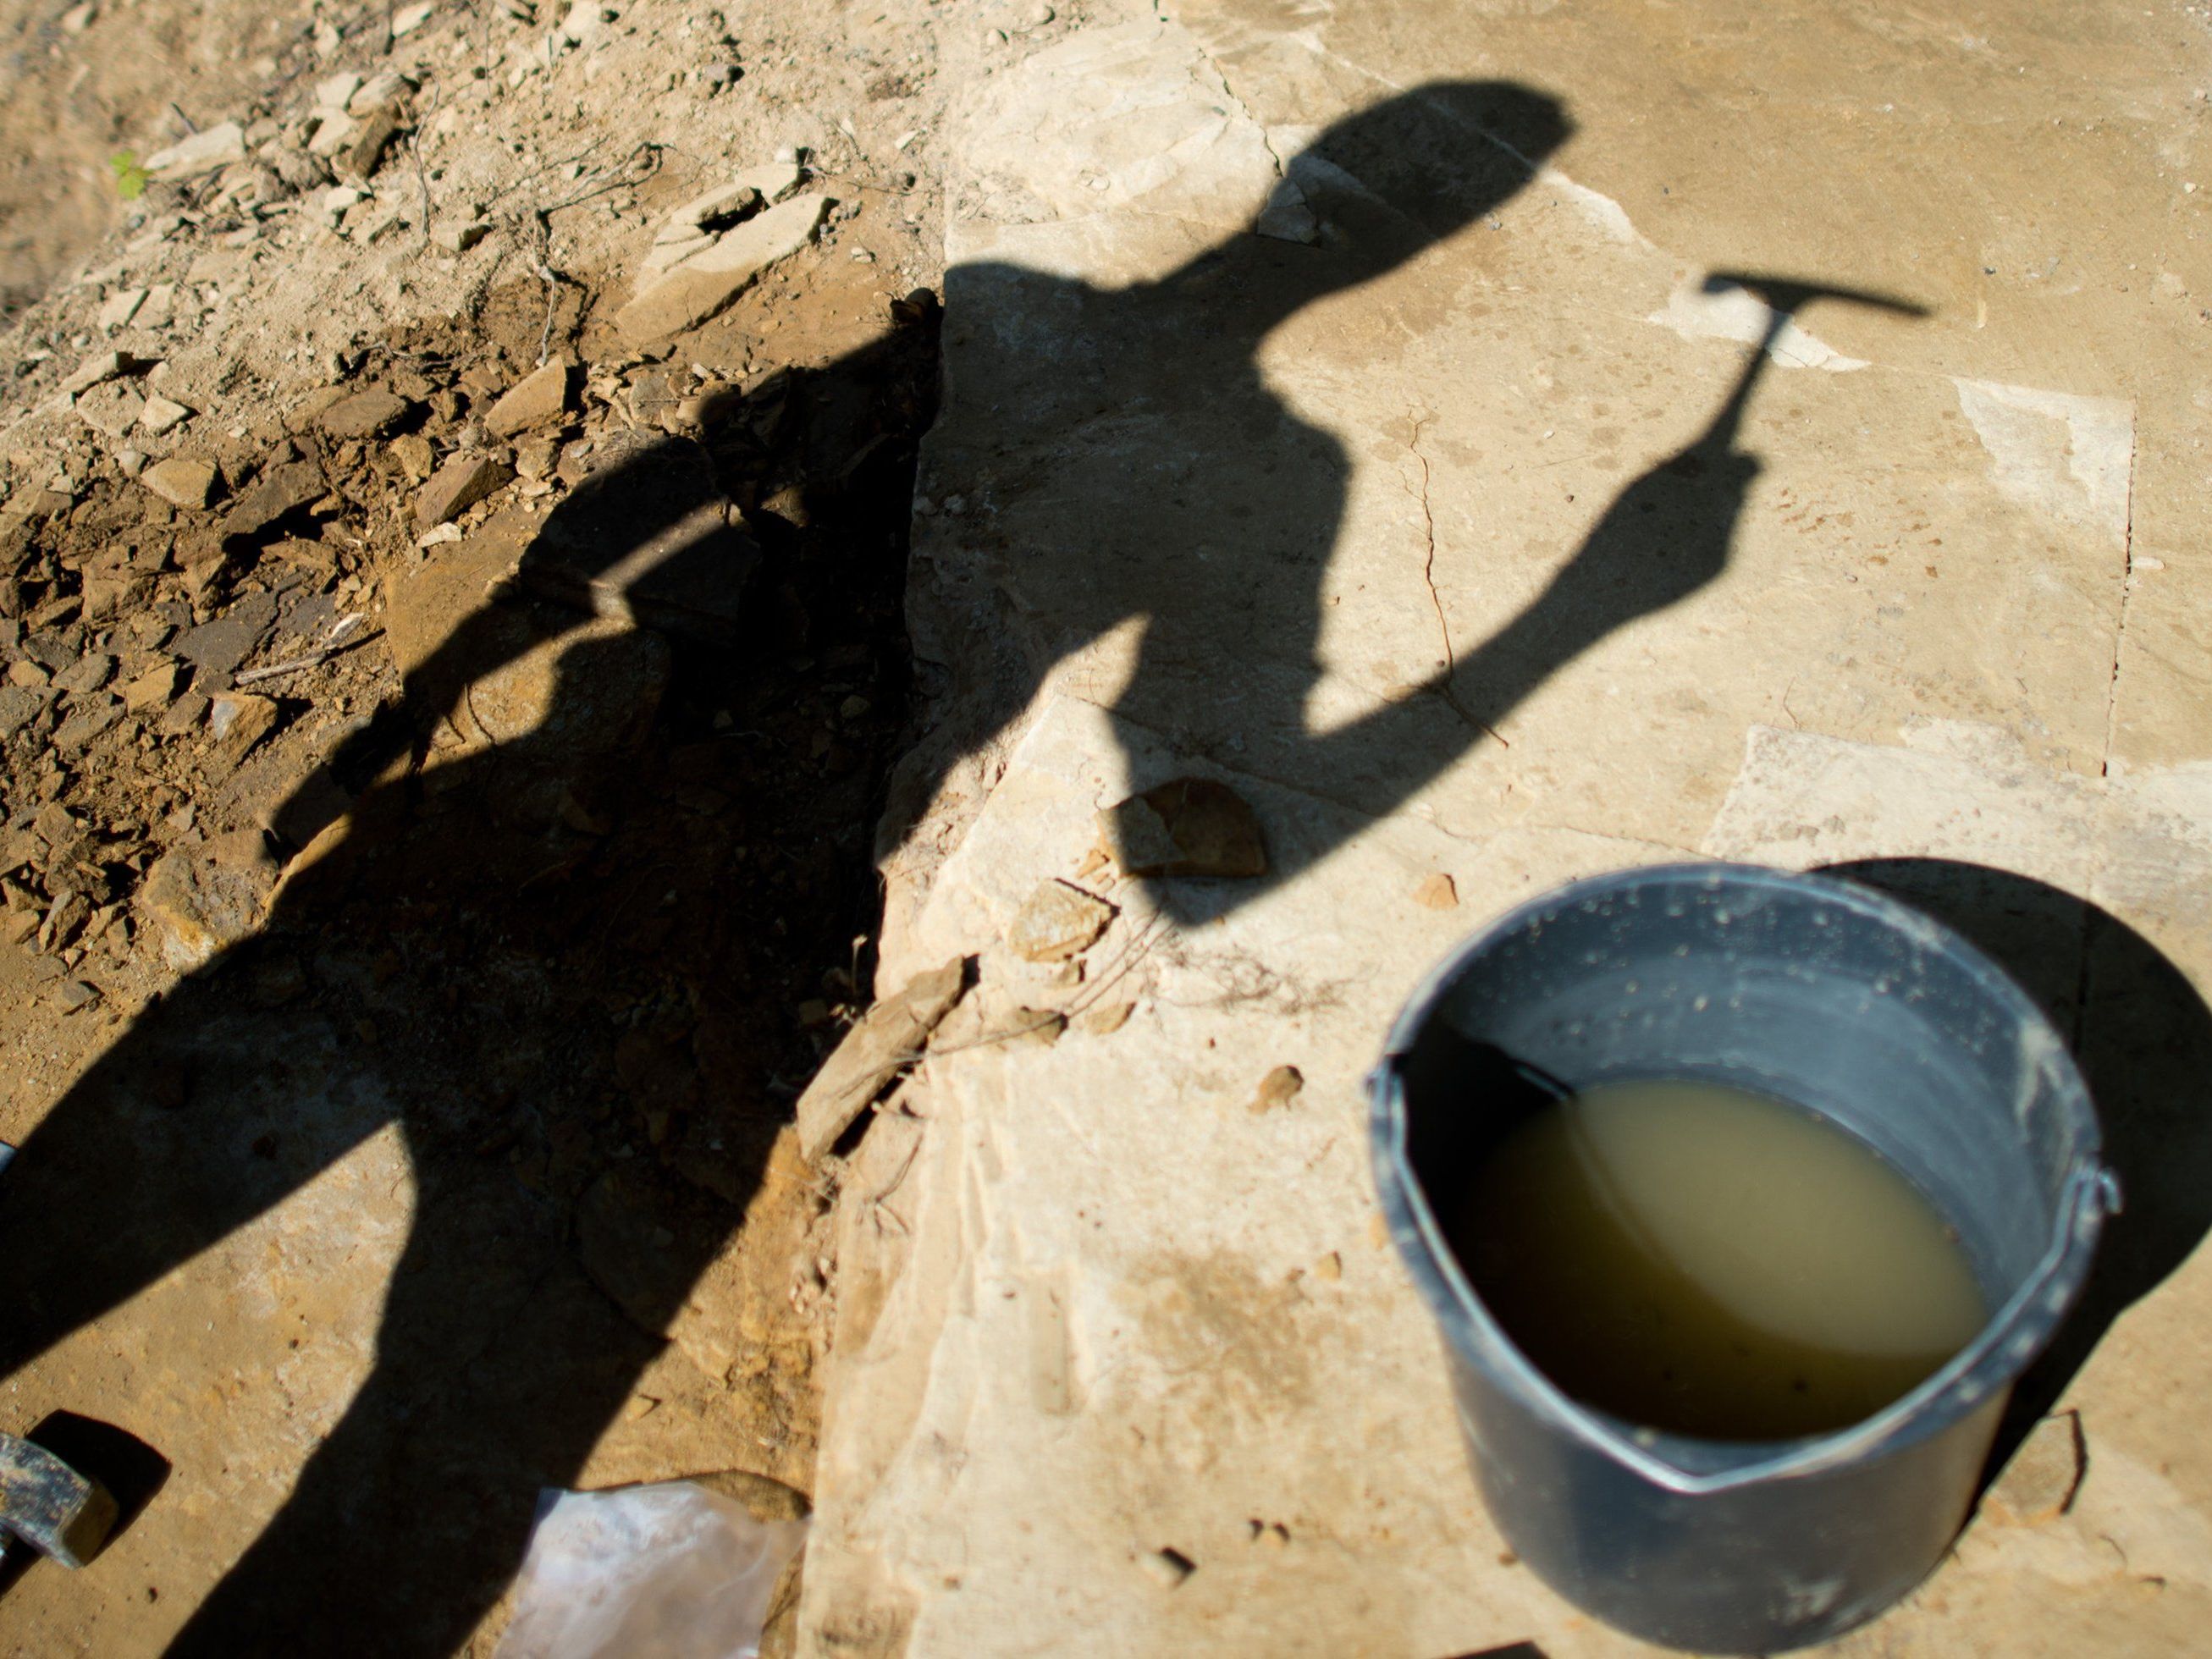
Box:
[0,0,1074,1648]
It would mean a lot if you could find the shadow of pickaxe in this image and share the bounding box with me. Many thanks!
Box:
[1702,269,1930,355]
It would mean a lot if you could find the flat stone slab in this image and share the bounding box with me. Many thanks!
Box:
[803,3,2212,1656]
[613,192,830,343]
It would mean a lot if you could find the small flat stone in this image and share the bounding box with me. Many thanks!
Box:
[348,71,412,115]
[53,653,114,695]
[138,394,193,435]
[55,979,102,1013]
[1983,1411,2085,1526]
[317,388,411,438]
[388,433,435,482]
[316,71,364,109]
[61,350,147,397]
[121,660,185,713]
[52,694,124,750]
[145,122,246,179]
[1007,879,1117,962]
[139,833,278,969]
[1414,872,1459,910]
[141,456,218,509]
[207,690,279,760]
[430,218,489,255]
[221,461,325,541]
[339,108,401,180]
[97,288,148,331]
[1248,1064,1305,1113]
[161,689,210,734]
[483,360,571,438]
[74,383,146,439]
[0,685,43,739]
[174,591,278,682]
[615,192,830,343]
[797,956,970,1162]
[416,453,513,527]
[1099,777,1267,879]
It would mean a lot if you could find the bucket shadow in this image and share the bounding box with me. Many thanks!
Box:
[1819,858,2212,1474]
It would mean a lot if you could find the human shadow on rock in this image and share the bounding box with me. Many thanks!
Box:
[888,87,1919,924]
[0,300,935,1651]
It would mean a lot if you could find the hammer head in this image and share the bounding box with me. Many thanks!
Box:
[1701,268,1930,321]
[0,1432,118,1569]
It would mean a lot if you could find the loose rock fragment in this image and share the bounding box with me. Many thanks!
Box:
[1248,1064,1305,1113]
[1099,777,1267,879]
[97,288,147,331]
[339,109,402,181]
[61,350,148,397]
[797,956,970,1162]
[207,691,279,761]
[615,192,830,343]
[121,661,185,713]
[53,696,124,750]
[138,394,193,435]
[416,453,513,527]
[145,122,247,179]
[1007,879,1116,962]
[221,461,325,541]
[0,686,41,740]
[141,456,218,509]
[139,830,279,969]
[1983,1411,2086,1526]
[483,360,571,438]
[318,388,411,438]
[174,592,277,683]
[1414,872,1459,910]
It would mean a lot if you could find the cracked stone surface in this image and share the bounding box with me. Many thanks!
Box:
[803,2,2212,1654]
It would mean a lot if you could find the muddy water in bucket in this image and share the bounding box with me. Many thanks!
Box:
[1371,864,2115,1652]
[1454,1078,1988,1441]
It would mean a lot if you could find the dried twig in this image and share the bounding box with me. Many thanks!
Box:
[234,621,380,686]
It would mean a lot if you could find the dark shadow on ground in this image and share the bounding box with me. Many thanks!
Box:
[0,289,937,1646]
[1,80,1925,1652]
[1821,859,2212,1478]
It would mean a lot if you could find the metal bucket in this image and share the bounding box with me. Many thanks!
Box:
[1370,863,2115,1652]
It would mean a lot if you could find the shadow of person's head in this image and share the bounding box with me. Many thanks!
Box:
[1192,80,1570,315]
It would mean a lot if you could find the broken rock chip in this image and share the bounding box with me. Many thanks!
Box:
[145,122,247,179]
[138,394,193,435]
[61,350,151,398]
[220,461,325,541]
[52,695,123,751]
[207,691,279,762]
[1983,1410,2086,1526]
[141,456,218,510]
[138,830,279,970]
[483,360,571,438]
[797,956,970,1163]
[614,191,830,344]
[1248,1064,1305,1114]
[1007,878,1116,962]
[1099,777,1267,879]
[317,388,412,439]
[416,453,513,527]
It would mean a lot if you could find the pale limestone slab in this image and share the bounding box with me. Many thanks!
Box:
[813,0,2212,1651]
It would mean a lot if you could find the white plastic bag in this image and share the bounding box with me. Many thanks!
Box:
[496,1480,808,1659]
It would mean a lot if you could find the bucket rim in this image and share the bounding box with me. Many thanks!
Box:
[1369,858,2115,1494]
